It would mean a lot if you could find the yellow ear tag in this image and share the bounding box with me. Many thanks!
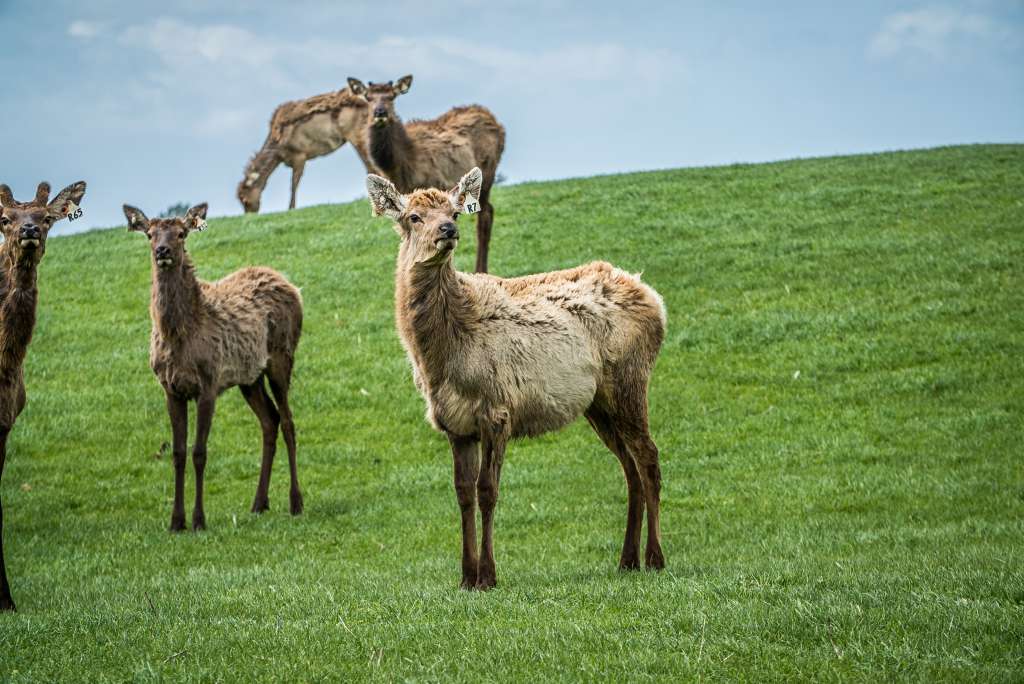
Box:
[463,193,480,214]
[65,201,83,222]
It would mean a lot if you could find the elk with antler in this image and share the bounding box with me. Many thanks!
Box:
[0,180,86,611]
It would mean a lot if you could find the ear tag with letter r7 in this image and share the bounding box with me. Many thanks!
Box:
[65,201,83,222]
[463,193,480,214]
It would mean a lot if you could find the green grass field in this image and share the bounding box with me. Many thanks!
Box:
[1,145,1021,681]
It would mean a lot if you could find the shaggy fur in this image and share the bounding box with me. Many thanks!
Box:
[367,169,666,590]
[237,87,372,213]
[348,76,505,273]
[125,203,304,532]
[0,180,86,611]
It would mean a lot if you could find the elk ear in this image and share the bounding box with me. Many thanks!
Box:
[184,203,209,231]
[124,204,150,234]
[366,174,406,220]
[0,185,13,207]
[394,74,413,95]
[347,77,367,97]
[449,167,483,214]
[48,181,86,222]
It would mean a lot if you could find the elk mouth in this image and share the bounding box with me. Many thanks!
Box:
[156,257,175,269]
[434,237,458,251]
[373,115,389,127]
[19,238,40,249]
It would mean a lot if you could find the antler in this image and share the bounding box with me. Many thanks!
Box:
[35,182,51,205]
[0,184,14,206]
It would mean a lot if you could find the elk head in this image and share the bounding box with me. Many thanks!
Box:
[237,174,261,214]
[347,75,413,128]
[125,203,208,271]
[0,181,87,266]
[367,166,482,266]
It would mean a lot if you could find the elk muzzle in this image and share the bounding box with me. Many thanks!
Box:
[154,245,174,269]
[19,225,41,249]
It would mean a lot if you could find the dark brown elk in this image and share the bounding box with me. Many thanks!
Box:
[0,180,86,611]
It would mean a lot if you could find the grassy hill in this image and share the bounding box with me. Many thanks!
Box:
[1,145,1022,681]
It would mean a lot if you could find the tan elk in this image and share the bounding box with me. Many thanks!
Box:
[238,87,374,213]
[125,204,304,531]
[348,75,505,273]
[0,180,86,611]
[366,168,666,590]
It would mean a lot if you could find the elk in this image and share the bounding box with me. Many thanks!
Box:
[238,87,373,213]
[0,180,86,611]
[366,168,666,590]
[348,75,505,273]
[125,203,304,531]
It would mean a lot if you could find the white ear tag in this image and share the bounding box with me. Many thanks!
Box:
[65,201,83,222]
[195,217,208,231]
[463,192,480,214]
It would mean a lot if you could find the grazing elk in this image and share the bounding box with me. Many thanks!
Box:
[125,204,304,531]
[366,168,666,590]
[348,75,505,273]
[0,180,86,611]
[238,87,373,213]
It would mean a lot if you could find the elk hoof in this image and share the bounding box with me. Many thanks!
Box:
[0,595,15,612]
[251,497,270,514]
[290,490,304,516]
[169,516,187,532]
[192,516,206,532]
[474,576,497,591]
[619,557,642,572]
[645,548,666,570]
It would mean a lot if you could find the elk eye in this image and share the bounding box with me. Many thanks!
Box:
[178,231,186,239]
[409,215,422,224]
[452,212,461,221]
[0,217,9,226]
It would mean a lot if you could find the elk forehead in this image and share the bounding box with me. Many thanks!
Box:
[405,189,454,215]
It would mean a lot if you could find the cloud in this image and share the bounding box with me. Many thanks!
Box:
[67,20,103,40]
[119,17,277,69]
[867,6,1013,60]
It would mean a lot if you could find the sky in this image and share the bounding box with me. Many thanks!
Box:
[1,0,1022,234]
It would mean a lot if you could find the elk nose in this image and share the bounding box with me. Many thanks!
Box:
[373,106,387,118]
[20,225,40,240]
[440,223,458,240]
[155,246,171,258]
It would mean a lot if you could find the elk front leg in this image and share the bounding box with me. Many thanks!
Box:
[448,433,480,589]
[191,394,216,531]
[166,393,188,532]
[288,159,306,210]
[477,410,509,590]
[0,428,14,611]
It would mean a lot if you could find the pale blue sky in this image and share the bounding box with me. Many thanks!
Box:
[1,0,1022,233]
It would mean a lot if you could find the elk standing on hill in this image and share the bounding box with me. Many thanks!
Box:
[125,204,304,531]
[366,168,666,590]
[238,87,373,213]
[348,75,505,273]
[0,180,86,611]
